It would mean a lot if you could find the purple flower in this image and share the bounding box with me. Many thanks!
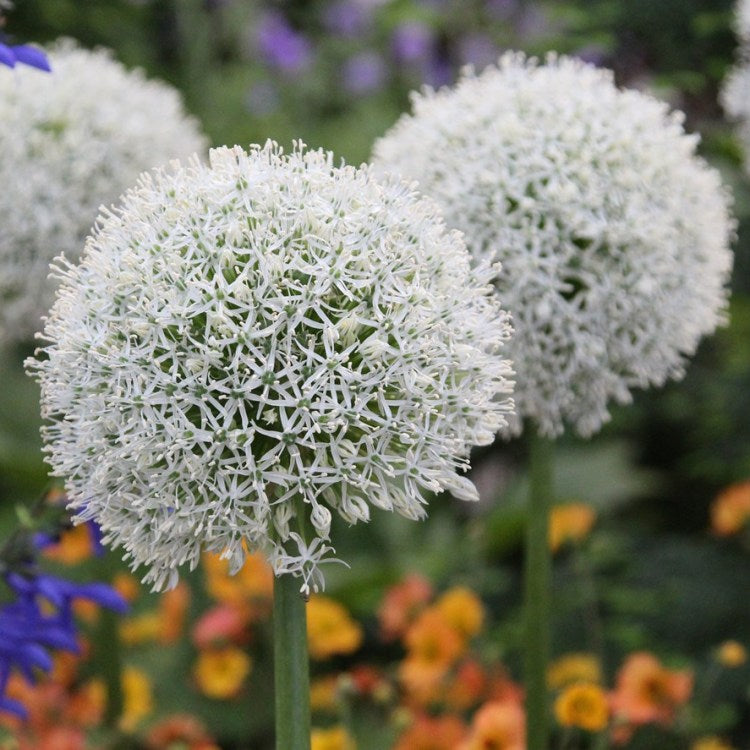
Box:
[322,1,370,37]
[342,50,386,94]
[422,53,453,88]
[256,11,312,73]
[486,0,517,20]
[392,21,433,63]
[458,32,498,71]
[0,570,128,717]
[0,42,50,71]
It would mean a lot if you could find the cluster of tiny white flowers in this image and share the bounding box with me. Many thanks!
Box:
[722,0,750,175]
[373,52,734,438]
[28,141,514,593]
[0,39,207,343]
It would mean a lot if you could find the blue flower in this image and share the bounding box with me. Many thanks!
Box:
[0,42,50,71]
[0,570,128,717]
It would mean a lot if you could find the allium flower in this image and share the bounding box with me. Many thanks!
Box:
[373,53,734,437]
[0,39,207,343]
[28,141,513,594]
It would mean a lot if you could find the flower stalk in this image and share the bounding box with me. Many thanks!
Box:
[524,430,553,750]
[274,573,311,750]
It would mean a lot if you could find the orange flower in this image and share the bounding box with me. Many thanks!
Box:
[710,480,750,535]
[554,682,609,732]
[307,596,363,661]
[42,523,94,565]
[549,503,596,552]
[159,581,190,644]
[393,713,467,750]
[399,607,466,705]
[404,608,466,666]
[378,573,433,641]
[203,551,274,619]
[193,646,252,700]
[146,714,220,750]
[485,665,525,706]
[459,700,525,750]
[310,726,356,750]
[547,653,602,689]
[112,572,141,603]
[66,679,106,727]
[444,659,487,711]
[610,652,692,727]
[435,587,484,641]
[715,640,747,668]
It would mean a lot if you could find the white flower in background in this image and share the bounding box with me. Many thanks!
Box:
[722,0,750,174]
[0,39,207,343]
[28,141,514,593]
[373,52,734,438]
[734,0,750,40]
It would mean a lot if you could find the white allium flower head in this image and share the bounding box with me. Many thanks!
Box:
[722,0,750,174]
[0,39,207,343]
[373,52,734,438]
[28,141,514,594]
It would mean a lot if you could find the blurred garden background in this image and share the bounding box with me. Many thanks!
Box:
[2,0,750,748]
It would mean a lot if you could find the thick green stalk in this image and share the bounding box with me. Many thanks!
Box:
[274,573,311,750]
[524,431,554,750]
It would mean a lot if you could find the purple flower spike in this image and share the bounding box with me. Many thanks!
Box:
[256,11,312,73]
[323,1,370,37]
[0,42,50,71]
[9,44,51,71]
[392,21,433,63]
[0,44,15,68]
[343,50,385,94]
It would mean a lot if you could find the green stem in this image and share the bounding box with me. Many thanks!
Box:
[92,550,124,729]
[274,573,311,750]
[100,604,124,727]
[524,431,554,750]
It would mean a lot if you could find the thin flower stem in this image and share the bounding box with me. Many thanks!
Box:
[524,430,554,750]
[274,573,311,750]
[98,555,124,728]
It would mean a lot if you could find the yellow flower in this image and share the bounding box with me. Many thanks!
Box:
[311,726,357,750]
[716,640,747,668]
[710,480,750,536]
[193,647,252,700]
[435,587,484,641]
[691,737,735,750]
[549,503,596,552]
[119,612,162,646]
[204,551,274,616]
[554,682,609,732]
[547,653,602,689]
[120,666,154,731]
[310,675,342,713]
[307,596,363,661]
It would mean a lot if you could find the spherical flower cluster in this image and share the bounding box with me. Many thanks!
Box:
[722,0,750,175]
[0,39,207,343]
[28,141,514,593]
[373,52,734,437]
